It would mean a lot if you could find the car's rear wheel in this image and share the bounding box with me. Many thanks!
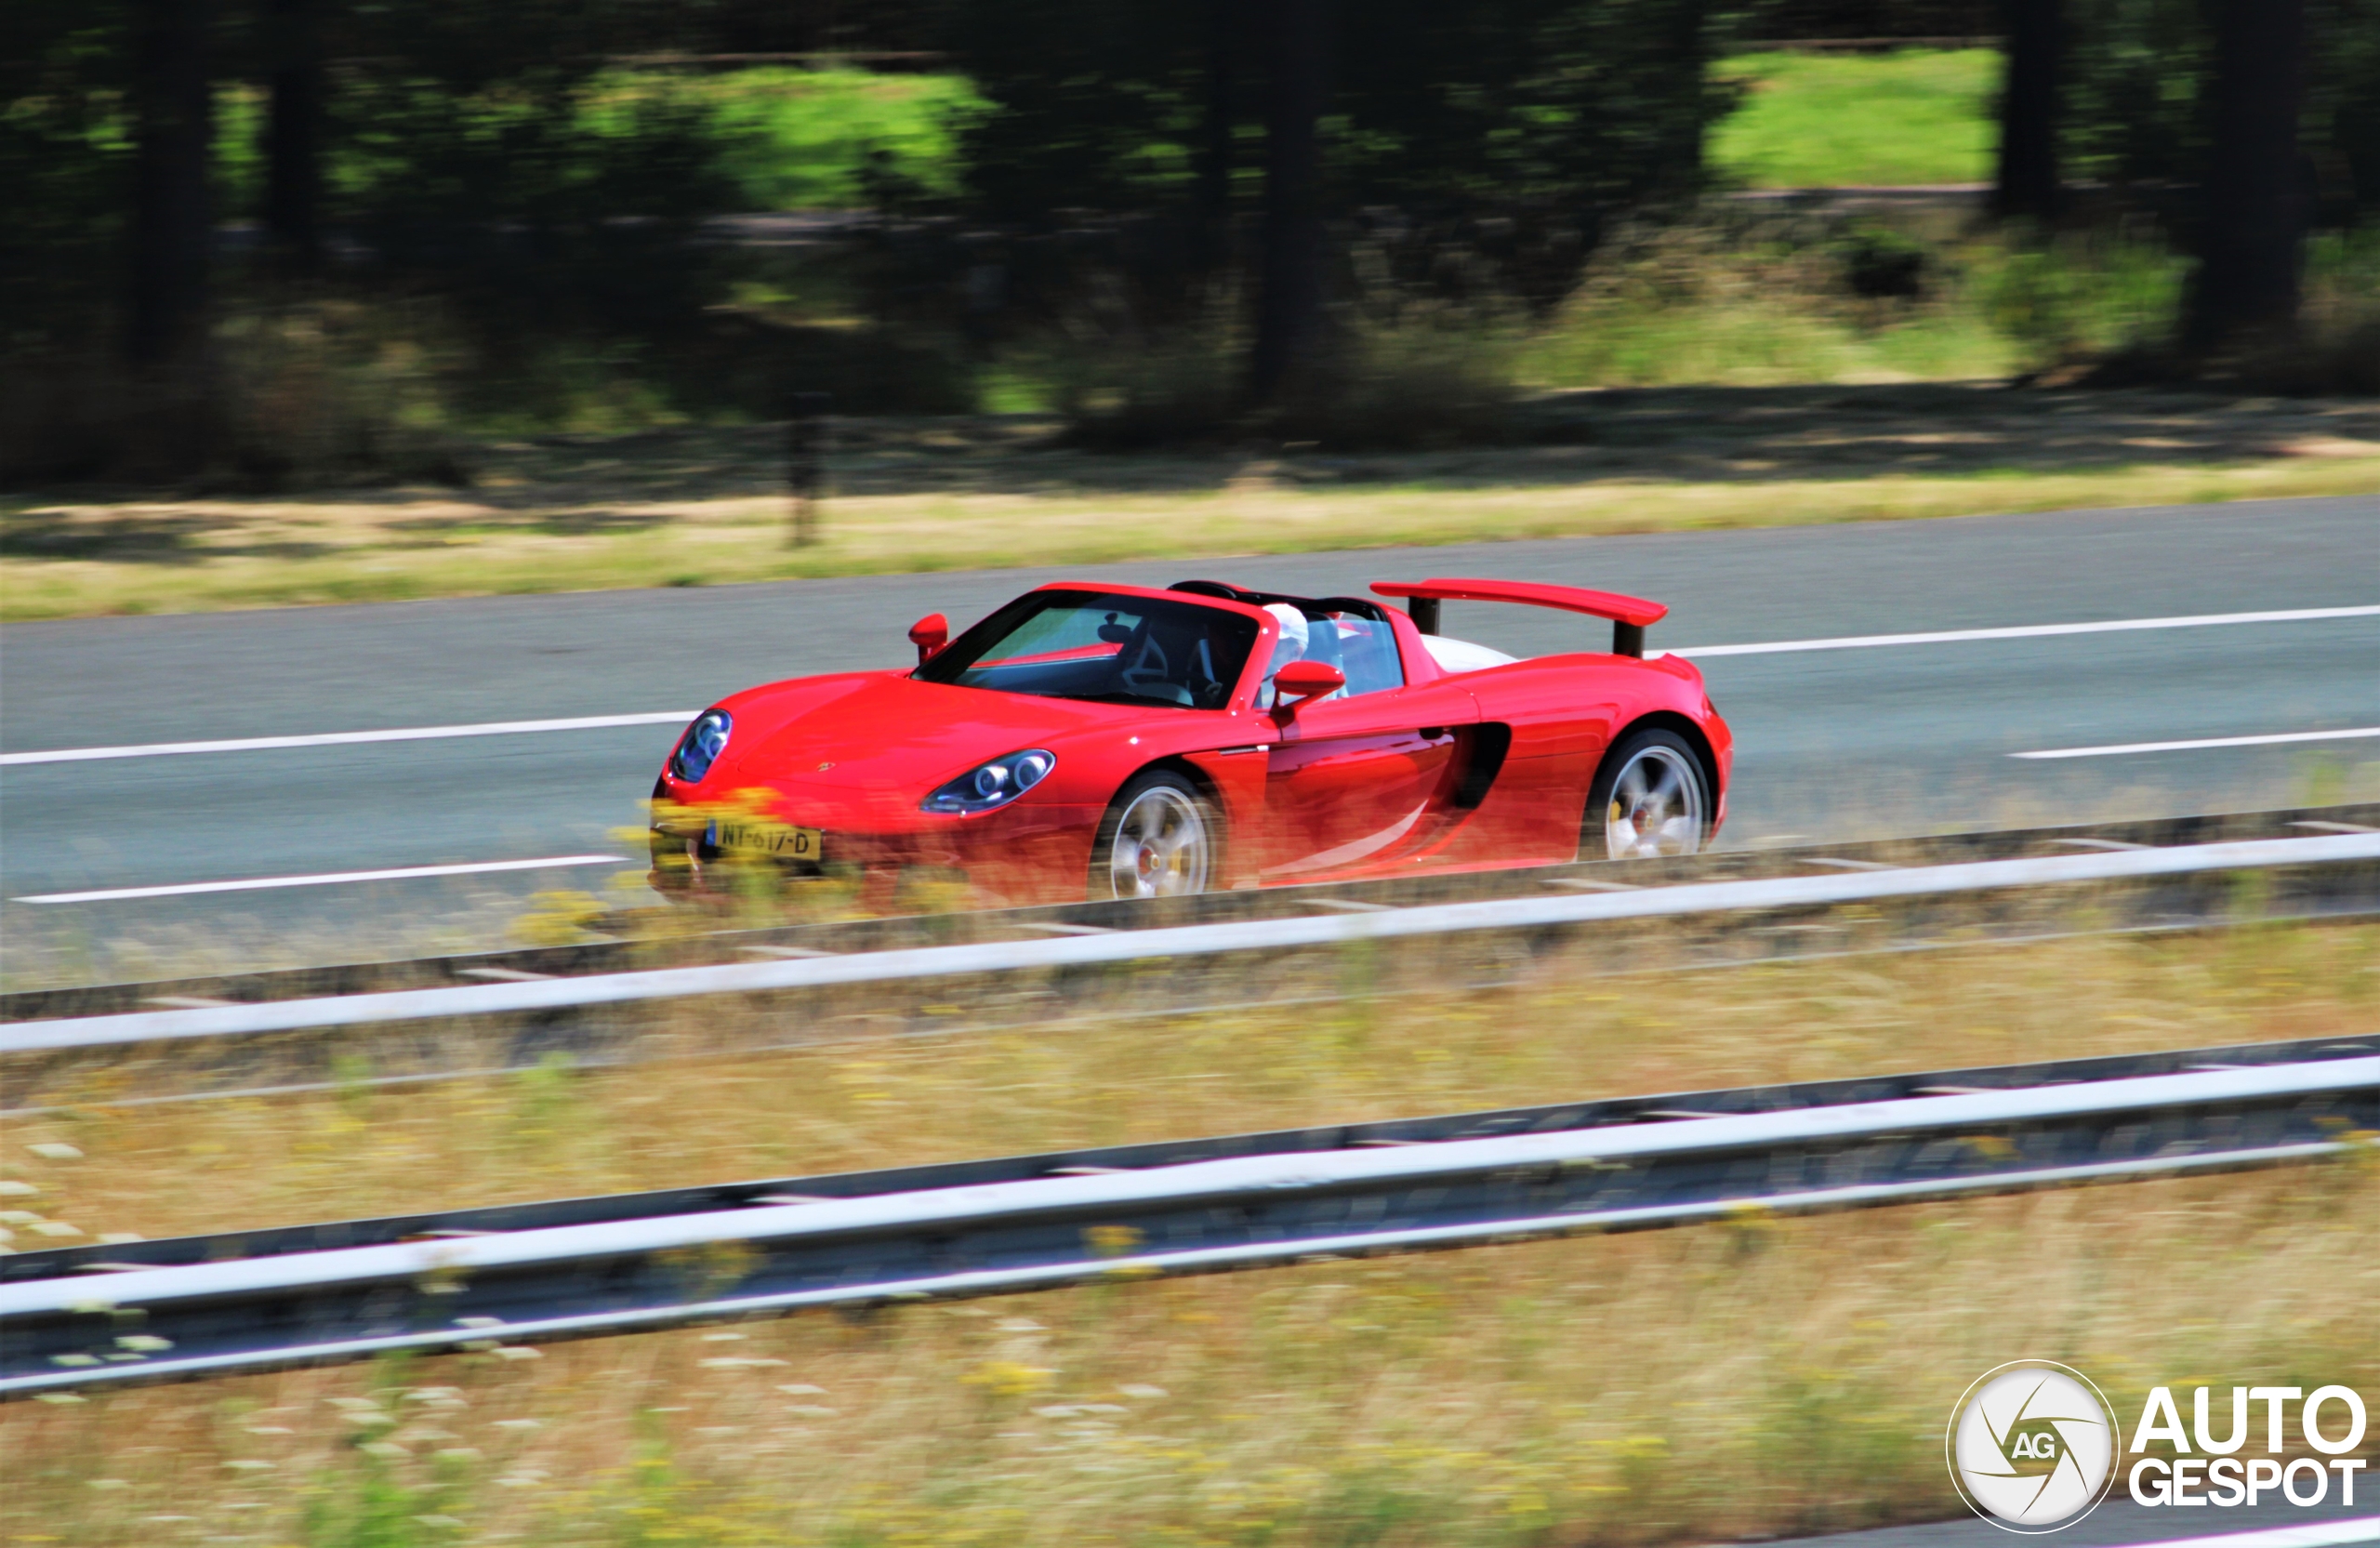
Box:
[1585,728,1710,861]
[1092,770,1217,899]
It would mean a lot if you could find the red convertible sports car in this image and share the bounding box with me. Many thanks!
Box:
[650,576,1731,904]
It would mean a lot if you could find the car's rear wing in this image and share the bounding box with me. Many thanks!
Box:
[1371,577,1670,658]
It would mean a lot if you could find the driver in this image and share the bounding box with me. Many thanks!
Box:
[1258,602,1311,709]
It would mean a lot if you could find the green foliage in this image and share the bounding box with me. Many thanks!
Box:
[10,0,2380,475]
[1513,217,2201,387]
[945,0,1211,221]
[1330,0,1733,213]
[1025,302,1522,450]
[0,0,132,349]
[694,69,985,210]
[2059,0,2215,187]
[1708,49,1998,189]
[1976,231,2190,369]
[946,0,1737,311]
[2308,0,2380,212]
[1517,218,2010,387]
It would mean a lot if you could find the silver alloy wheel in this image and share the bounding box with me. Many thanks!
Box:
[1602,744,1707,860]
[1105,785,1212,898]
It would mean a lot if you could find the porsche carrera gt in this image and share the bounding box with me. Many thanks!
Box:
[649,576,1731,903]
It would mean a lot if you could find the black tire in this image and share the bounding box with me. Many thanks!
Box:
[1582,727,1712,861]
[1090,769,1220,900]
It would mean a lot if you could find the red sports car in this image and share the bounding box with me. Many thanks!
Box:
[650,576,1731,904]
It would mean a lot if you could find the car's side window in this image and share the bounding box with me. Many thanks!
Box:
[1321,614,1404,698]
[1259,609,1405,708]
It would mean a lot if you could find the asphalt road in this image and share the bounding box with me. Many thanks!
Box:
[1780,1494,2376,1548]
[3,494,2374,969]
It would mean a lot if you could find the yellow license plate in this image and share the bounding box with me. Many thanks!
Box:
[714,822,823,861]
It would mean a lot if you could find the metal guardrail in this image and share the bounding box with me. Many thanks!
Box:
[4,1040,2374,1396]
[10,831,2378,1059]
[14,803,2372,1027]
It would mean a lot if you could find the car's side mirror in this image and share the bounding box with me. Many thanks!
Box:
[1270,660,1344,715]
[909,613,949,665]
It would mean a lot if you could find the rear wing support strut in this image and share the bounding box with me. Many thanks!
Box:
[1371,579,1668,659]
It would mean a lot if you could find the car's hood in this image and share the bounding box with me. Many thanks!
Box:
[702,669,1172,793]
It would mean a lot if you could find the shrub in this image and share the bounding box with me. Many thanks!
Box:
[0,300,469,489]
[1040,305,1522,451]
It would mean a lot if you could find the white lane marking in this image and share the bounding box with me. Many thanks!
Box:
[5,605,2374,768]
[15,855,635,906]
[2015,726,2380,760]
[0,712,701,768]
[1660,603,2380,658]
[2110,1519,2380,1548]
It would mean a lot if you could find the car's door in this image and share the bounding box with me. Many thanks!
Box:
[1256,613,1481,880]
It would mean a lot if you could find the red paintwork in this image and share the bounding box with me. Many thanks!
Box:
[1371,577,1669,628]
[652,577,1732,905]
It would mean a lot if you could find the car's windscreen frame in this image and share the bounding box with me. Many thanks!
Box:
[913,589,1265,710]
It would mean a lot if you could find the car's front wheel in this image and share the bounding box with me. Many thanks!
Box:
[1092,770,1218,899]
[1585,728,1711,861]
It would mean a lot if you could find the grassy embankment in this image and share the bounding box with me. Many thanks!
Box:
[5,923,2376,1545]
[7,388,2378,622]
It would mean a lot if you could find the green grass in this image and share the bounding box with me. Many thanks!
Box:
[1710,49,2000,189]
[604,68,985,210]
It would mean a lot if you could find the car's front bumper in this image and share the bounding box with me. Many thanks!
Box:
[648,795,1104,906]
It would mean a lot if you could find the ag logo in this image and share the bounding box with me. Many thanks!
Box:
[1948,1361,2122,1533]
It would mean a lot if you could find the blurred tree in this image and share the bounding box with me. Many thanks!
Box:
[2184,0,2307,348]
[0,2,132,349]
[1250,0,1332,404]
[945,0,1743,362]
[2058,0,2213,191]
[1993,0,2060,219]
[2306,0,2380,215]
[1745,0,1994,36]
[261,0,322,272]
[127,0,214,364]
[1192,0,1243,272]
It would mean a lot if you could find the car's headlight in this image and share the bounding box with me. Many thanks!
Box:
[922,748,1055,814]
[669,709,733,784]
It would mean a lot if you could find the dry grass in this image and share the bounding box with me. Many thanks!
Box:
[2,1173,2373,1548]
[4,925,2374,1547]
[6,921,2376,1242]
[6,388,2377,622]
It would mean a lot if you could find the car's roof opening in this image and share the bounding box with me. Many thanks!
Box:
[1168,579,1394,623]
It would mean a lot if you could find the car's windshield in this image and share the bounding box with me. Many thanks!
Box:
[916,591,1261,709]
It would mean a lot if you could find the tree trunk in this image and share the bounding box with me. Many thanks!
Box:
[1249,0,1331,407]
[1992,0,2060,221]
[264,0,324,273]
[1192,0,1237,275]
[128,0,215,364]
[1662,0,1711,192]
[2186,0,2308,350]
